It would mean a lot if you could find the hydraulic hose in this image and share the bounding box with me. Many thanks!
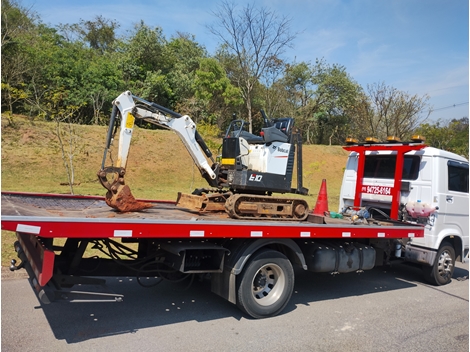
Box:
[101,104,118,169]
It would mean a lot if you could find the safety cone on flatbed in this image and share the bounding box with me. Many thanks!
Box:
[313,179,329,216]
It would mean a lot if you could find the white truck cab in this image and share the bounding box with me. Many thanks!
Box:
[340,143,469,285]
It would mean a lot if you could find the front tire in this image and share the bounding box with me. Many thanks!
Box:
[236,249,294,318]
[422,242,455,285]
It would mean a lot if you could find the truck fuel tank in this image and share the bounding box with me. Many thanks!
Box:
[303,241,376,274]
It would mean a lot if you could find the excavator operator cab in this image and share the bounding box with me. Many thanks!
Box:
[218,113,304,196]
[220,114,296,175]
[225,119,264,144]
[224,116,294,145]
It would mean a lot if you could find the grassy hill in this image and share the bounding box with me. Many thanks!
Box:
[1,114,350,265]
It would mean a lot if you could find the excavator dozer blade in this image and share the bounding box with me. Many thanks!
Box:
[176,192,205,211]
[105,184,154,212]
[176,191,230,212]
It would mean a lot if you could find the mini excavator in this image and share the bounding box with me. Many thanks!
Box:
[98,91,309,220]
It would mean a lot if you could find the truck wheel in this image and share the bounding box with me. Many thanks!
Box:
[422,242,455,286]
[236,249,294,319]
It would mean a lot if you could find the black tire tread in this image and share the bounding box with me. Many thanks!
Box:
[422,242,455,286]
[236,249,294,319]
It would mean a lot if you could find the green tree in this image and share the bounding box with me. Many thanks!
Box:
[81,52,124,124]
[117,21,167,101]
[80,15,119,53]
[282,62,315,113]
[58,15,119,54]
[194,57,242,128]
[415,118,469,158]
[1,0,36,49]
[1,0,38,115]
[163,33,207,108]
[22,25,92,122]
[308,61,360,144]
[278,60,361,144]
[56,19,124,123]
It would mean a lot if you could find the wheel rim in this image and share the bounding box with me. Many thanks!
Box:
[437,249,454,280]
[251,263,285,306]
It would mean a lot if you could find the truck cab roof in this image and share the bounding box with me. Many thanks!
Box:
[348,146,468,163]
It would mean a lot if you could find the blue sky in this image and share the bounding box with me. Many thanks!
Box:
[24,0,469,123]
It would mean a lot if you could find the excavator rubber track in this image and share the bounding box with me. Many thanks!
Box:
[225,194,309,221]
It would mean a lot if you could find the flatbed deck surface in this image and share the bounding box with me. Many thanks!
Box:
[1,192,424,239]
[1,192,228,222]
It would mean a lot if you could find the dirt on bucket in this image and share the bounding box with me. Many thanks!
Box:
[105,184,154,212]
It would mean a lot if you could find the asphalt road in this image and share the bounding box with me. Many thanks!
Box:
[2,262,468,352]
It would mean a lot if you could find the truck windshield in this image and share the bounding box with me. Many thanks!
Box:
[364,155,420,180]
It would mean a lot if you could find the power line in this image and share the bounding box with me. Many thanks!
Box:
[427,84,468,93]
[431,102,469,112]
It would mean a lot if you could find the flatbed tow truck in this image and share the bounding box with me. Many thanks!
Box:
[2,186,424,319]
[2,92,437,319]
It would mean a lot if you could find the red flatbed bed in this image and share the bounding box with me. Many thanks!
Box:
[1,191,424,239]
[1,191,426,314]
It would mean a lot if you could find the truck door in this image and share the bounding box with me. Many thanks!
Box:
[444,160,469,239]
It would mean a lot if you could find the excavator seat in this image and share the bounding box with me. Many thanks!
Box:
[238,130,264,144]
[262,126,289,143]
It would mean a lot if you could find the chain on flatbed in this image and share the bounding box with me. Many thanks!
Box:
[225,194,309,220]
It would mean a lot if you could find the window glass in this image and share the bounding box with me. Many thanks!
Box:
[364,155,420,180]
[448,161,469,193]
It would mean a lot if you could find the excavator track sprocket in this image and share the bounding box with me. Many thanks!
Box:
[225,194,309,220]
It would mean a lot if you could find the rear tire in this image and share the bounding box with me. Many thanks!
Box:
[422,242,455,286]
[236,249,294,319]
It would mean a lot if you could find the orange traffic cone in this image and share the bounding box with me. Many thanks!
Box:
[313,179,329,216]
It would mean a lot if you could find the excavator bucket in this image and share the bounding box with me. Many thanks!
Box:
[98,168,153,212]
[105,184,154,212]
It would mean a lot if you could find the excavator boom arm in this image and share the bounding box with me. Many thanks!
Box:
[98,91,218,212]
[111,91,216,180]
